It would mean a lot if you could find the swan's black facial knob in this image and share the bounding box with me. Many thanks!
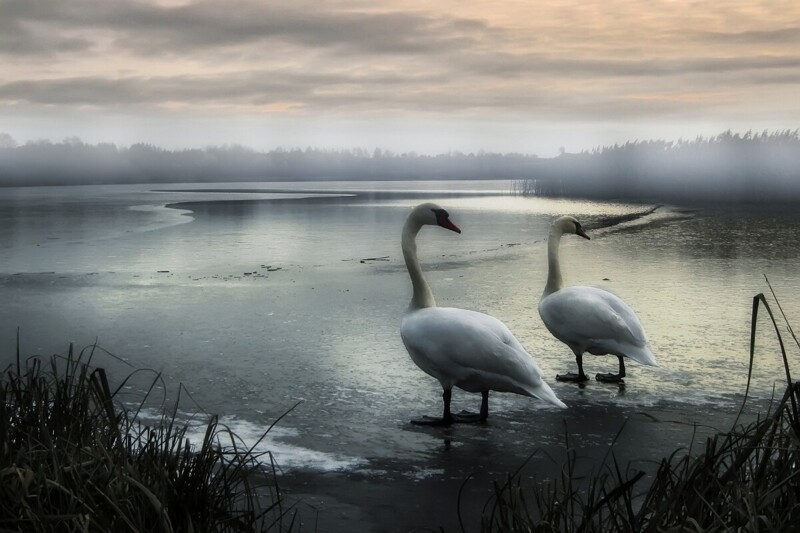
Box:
[575,221,590,240]
[432,208,461,234]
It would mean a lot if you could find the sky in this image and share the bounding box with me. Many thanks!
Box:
[1,0,799,156]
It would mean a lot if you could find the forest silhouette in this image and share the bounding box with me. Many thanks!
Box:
[1,130,798,202]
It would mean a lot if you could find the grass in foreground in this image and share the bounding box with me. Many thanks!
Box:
[0,342,297,532]
[480,288,800,532]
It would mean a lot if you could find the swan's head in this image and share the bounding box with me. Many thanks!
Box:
[409,203,461,234]
[553,216,590,240]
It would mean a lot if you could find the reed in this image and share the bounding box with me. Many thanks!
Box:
[0,340,298,532]
[479,285,800,532]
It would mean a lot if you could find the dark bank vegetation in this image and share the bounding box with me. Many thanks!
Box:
[479,283,800,532]
[0,133,540,185]
[0,340,298,532]
[2,130,799,203]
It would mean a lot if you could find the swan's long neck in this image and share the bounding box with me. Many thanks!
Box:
[543,227,564,297]
[402,219,436,310]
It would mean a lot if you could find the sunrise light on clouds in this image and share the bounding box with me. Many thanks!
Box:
[1,0,798,154]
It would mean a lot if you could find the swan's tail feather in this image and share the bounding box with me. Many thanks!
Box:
[529,381,567,409]
[627,344,658,367]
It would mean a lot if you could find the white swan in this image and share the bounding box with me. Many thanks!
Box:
[538,216,657,383]
[400,203,566,425]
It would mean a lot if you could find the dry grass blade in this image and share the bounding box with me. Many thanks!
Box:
[765,275,800,352]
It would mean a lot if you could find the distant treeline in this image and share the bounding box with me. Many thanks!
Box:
[0,133,540,186]
[516,130,800,203]
[1,130,799,202]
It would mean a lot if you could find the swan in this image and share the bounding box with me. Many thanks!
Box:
[538,216,657,383]
[400,203,566,426]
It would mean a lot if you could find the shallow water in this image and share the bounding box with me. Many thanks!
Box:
[1,181,798,481]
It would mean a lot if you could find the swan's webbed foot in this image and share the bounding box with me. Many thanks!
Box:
[596,357,626,383]
[410,410,487,425]
[411,412,487,425]
[411,415,453,426]
[595,372,625,384]
[452,410,486,423]
[556,372,589,383]
[412,390,489,425]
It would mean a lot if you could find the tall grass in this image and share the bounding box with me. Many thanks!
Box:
[480,286,800,532]
[0,340,298,532]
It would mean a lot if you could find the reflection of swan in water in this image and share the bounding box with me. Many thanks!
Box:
[538,216,657,383]
[399,203,566,426]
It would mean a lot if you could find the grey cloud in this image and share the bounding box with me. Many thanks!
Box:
[0,69,718,119]
[6,0,797,98]
[757,70,800,85]
[0,69,452,108]
[111,3,481,56]
[0,0,490,58]
[697,27,800,46]
[0,74,312,106]
[0,6,93,56]
[3,52,798,118]
[0,77,154,106]
[2,0,798,120]
[0,70,551,115]
[456,50,800,79]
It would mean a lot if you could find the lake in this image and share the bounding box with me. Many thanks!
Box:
[1,180,798,530]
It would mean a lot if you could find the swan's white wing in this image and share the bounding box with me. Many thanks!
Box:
[402,307,539,387]
[539,286,656,366]
[401,307,565,407]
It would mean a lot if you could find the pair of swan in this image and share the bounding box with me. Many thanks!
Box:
[400,203,656,425]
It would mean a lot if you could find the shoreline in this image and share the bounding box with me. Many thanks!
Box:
[275,396,771,532]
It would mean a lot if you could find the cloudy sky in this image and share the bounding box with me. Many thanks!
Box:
[2,0,799,155]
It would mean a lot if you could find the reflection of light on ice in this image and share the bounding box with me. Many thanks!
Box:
[133,408,366,473]
[128,204,194,231]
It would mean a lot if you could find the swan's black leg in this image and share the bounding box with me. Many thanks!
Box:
[411,389,454,426]
[443,389,453,423]
[451,390,489,422]
[412,389,490,425]
[596,356,626,383]
[557,353,589,382]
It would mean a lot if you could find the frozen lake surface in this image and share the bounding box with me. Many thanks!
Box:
[2,180,798,530]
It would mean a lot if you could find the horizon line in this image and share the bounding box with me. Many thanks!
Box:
[2,128,798,158]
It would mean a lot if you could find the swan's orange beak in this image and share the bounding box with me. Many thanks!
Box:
[439,218,461,234]
[576,227,590,240]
